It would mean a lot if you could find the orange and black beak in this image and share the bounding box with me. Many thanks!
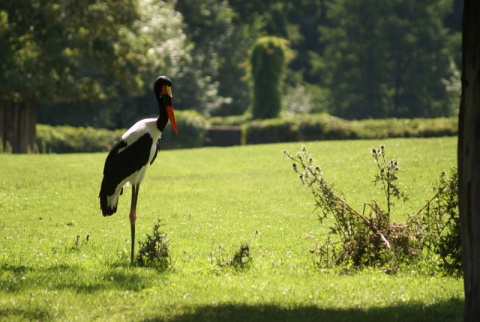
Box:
[161,85,178,134]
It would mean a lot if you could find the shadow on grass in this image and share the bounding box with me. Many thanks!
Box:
[0,308,51,321]
[149,298,463,322]
[1,262,164,293]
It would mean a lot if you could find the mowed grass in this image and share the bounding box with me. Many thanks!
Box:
[0,137,463,321]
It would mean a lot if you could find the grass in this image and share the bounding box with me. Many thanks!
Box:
[0,137,463,321]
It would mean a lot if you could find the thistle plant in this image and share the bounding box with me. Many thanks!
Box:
[285,145,459,273]
[284,146,411,268]
[371,145,408,219]
[137,218,170,270]
[410,168,460,275]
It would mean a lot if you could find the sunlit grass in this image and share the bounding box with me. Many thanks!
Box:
[0,137,463,321]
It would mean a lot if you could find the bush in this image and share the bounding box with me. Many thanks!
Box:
[243,114,458,145]
[35,113,458,153]
[285,145,460,274]
[296,114,355,141]
[36,110,207,153]
[36,124,124,153]
[137,218,170,270]
[210,113,252,126]
[411,168,461,275]
[215,243,253,270]
[245,117,298,144]
[160,110,208,149]
[250,37,291,119]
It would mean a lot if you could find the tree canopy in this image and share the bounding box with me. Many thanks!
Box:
[0,0,141,103]
[315,0,458,119]
[0,0,463,147]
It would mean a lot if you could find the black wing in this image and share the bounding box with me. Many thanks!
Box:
[100,133,153,198]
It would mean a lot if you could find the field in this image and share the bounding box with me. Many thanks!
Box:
[0,137,463,321]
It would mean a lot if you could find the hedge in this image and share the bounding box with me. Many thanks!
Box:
[36,125,125,153]
[36,110,207,153]
[244,114,458,144]
[34,113,458,153]
[159,110,208,150]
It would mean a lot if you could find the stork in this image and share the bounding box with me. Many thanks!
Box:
[99,76,178,263]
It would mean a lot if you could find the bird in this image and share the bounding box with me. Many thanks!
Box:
[99,76,178,264]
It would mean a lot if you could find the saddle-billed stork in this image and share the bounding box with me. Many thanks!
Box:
[99,76,178,263]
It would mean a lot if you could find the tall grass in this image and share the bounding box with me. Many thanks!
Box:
[0,138,463,321]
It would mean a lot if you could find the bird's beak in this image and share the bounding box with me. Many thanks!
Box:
[160,85,178,134]
[167,105,178,134]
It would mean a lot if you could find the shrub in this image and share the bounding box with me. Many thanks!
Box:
[410,168,461,275]
[250,36,291,119]
[210,113,252,126]
[213,231,257,270]
[137,218,170,270]
[215,243,253,269]
[241,114,457,145]
[245,117,298,144]
[285,145,460,274]
[36,124,124,153]
[160,109,208,149]
[296,114,355,141]
[36,110,207,153]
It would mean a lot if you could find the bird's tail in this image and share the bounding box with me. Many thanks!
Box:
[99,183,121,216]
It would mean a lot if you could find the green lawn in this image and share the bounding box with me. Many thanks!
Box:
[0,137,463,321]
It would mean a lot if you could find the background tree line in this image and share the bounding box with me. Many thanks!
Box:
[1,0,462,152]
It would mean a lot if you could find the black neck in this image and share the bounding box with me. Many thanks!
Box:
[156,98,168,132]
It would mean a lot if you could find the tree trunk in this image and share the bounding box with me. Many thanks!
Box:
[458,1,480,321]
[0,99,37,153]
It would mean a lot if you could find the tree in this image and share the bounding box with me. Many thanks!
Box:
[0,0,139,152]
[173,0,270,116]
[458,1,480,321]
[250,36,291,119]
[318,0,456,119]
[108,0,191,127]
[36,0,190,130]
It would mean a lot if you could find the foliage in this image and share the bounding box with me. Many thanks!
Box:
[285,145,460,274]
[31,115,459,154]
[155,109,208,150]
[31,114,458,154]
[210,113,253,126]
[215,243,253,270]
[37,0,191,129]
[245,114,458,145]
[2,0,464,143]
[173,0,259,116]
[411,168,461,275]
[250,36,292,119]
[137,218,170,270]
[371,146,408,219]
[0,0,139,103]
[286,146,416,270]
[246,117,298,144]
[36,124,125,153]
[35,110,207,153]
[316,0,459,119]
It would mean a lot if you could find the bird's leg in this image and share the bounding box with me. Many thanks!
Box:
[130,184,140,264]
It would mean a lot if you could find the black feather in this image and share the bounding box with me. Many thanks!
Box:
[99,134,154,216]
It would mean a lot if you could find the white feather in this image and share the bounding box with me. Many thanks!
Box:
[105,118,162,210]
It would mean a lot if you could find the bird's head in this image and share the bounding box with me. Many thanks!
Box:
[154,76,178,134]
